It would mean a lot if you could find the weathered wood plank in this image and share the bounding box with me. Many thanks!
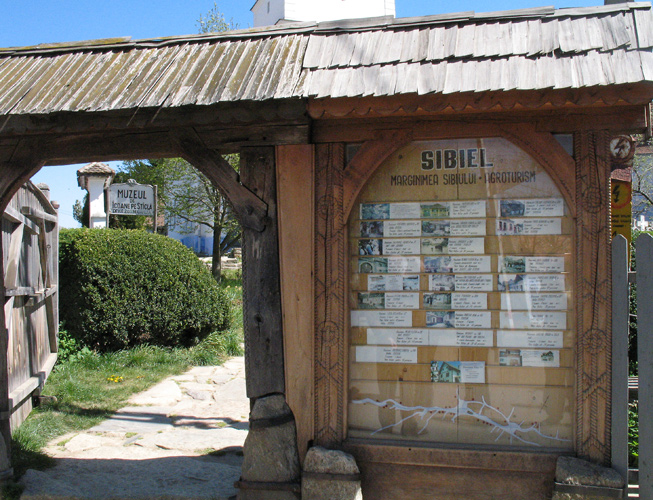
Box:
[276,144,314,462]
[2,206,39,234]
[20,206,57,223]
[240,146,285,398]
[611,235,629,481]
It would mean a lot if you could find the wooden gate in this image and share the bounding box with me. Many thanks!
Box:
[1,181,58,431]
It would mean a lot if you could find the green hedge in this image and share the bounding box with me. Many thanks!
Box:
[59,229,230,351]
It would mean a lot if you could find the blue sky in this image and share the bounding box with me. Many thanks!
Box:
[1,0,602,227]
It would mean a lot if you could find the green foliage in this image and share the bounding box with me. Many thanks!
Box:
[59,228,230,351]
[119,157,242,282]
[629,400,639,468]
[197,2,239,34]
[72,193,89,228]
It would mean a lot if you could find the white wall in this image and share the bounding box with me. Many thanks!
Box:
[87,177,108,228]
[252,0,395,27]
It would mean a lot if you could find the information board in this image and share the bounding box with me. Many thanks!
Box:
[348,138,574,449]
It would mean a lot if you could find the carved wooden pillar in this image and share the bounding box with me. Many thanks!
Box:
[313,143,346,447]
[240,146,286,398]
[574,130,613,464]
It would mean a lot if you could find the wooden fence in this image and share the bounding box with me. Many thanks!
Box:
[613,234,651,499]
[1,181,58,431]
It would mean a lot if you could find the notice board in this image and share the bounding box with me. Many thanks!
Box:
[348,138,574,449]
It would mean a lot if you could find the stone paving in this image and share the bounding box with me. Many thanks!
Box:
[20,357,249,500]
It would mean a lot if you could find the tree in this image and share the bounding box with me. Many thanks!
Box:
[118,156,241,282]
[197,2,239,34]
[632,135,653,218]
[72,194,89,228]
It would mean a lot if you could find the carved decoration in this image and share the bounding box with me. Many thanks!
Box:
[575,130,612,464]
[314,143,346,446]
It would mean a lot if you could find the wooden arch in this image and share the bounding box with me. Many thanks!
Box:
[342,122,576,223]
[0,121,293,476]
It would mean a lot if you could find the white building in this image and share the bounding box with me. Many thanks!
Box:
[77,162,115,228]
[251,0,395,27]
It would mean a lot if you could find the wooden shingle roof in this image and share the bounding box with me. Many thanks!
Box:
[1,2,653,120]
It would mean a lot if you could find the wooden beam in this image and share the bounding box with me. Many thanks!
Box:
[20,207,57,224]
[240,146,285,398]
[276,144,314,462]
[174,129,269,233]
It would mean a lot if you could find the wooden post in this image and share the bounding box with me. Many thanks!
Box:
[239,146,285,398]
[575,130,613,464]
[611,235,629,482]
[637,233,653,499]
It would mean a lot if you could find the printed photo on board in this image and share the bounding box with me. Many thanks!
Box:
[421,202,450,218]
[358,239,383,255]
[357,293,385,309]
[358,257,388,273]
[500,200,525,217]
[423,293,452,309]
[422,220,450,236]
[496,219,524,235]
[424,256,453,273]
[500,256,526,273]
[403,275,420,291]
[499,349,523,366]
[361,203,390,220]
[498,274,525,291]
[426,311,456,328]
[360,221,384,238]
[431,361,462,383]
[422,238,449,255]
[429,274,456,291]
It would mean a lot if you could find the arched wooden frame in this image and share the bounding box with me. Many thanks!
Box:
[314,122,612,464]
[0,127,286,472]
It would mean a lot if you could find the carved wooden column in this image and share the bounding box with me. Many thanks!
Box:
[313,143,346,447]
[574,130,613,464]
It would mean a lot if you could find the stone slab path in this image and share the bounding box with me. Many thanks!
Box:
[20,357,249,500]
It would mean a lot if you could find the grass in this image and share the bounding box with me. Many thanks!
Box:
[3,273,243,498]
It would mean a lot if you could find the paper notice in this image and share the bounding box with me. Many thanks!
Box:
[421,202,450,219]
[383,238,421,255]
[385,293,420,309]
[421,237,450,255]
[496,330,564,348]
[450,201,486,218]
[496,218,562,236]
[453,275,494,291]
[429,330,493,347]
[521,349,560,367]
[500,256,565,273]
[356,346,418,363]
[448,238,485,254]
[351,310,413,327]
[450,219,486,236]
[454,311,492,328]
[385,220,422,237]
[461,361,486,383]
[497,274,565,292]
[451,256,491,273]
[499,311,567,330]
[452,293,488,309]
[498,198,564,217]
[389,203,422,219]
[388,256,421,273]
[500,293,568,310]
[367,328,429,345]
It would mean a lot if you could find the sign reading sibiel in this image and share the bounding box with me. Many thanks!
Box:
[108,181,155,216]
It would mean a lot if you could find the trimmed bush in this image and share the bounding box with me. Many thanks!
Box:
[59,229,230,351]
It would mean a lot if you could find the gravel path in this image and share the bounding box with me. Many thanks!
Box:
[20,357,249,500]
